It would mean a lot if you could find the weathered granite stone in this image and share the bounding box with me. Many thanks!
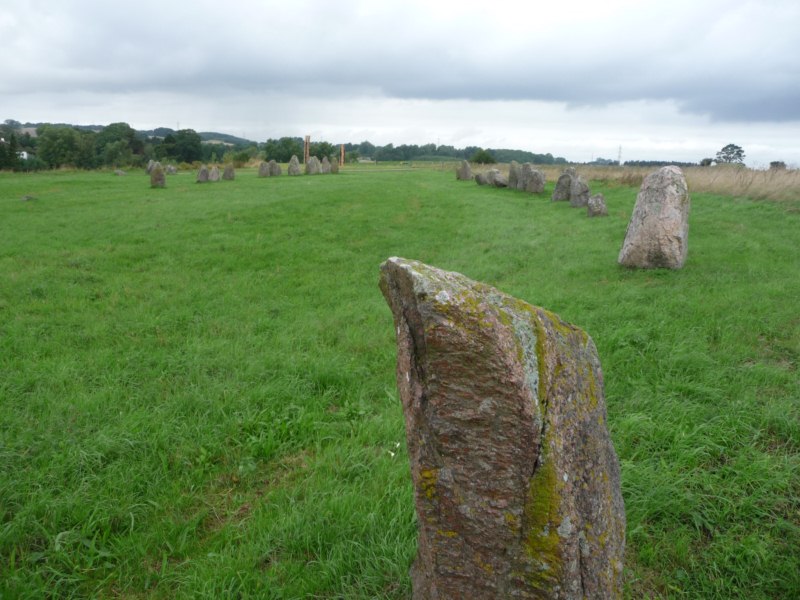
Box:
[330,159,339,174]
[305,156,321,175]
[209,166,220,182]
[456,160,473,181]
[587,194,608,217]
[476,169,508,187]
[521,163,546,193]
[380,258,626,600]
[569,176,590,208]
[618,166,690,269]
[165,165,178,175]
[565,166,577,177]
[509,161,521,189]
[197,165,209,183]
[222,164,235,180]
[145,159,156,174]
[321,156,332,174]
[552,172,572,201]
[150,165,166,188]
[114,169,126,176]
[269,160,282,176]
[288,155,301,176]
[258,161,270,177]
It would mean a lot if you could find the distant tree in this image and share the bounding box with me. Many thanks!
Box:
[769,161,786,170]
[699,158,714,167]
[471,148,496,164]
[715,143,745,164]
[173,129,203,163]
[357,140,375,158]
[263,137,303,163]
[309,141,335,161]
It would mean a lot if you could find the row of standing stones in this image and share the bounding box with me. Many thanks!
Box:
[147,155,341,188]
[460,160,690,270]
[384,166,689,597]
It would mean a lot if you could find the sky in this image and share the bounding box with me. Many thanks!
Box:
[3,0,800,167]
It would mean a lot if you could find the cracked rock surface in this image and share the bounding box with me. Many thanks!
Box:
[380,258,625,599]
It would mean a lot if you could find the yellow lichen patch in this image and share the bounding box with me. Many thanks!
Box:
[419,468,439,500]
[523,455,564,589]
[505,511,521,530]
[437,529,459,538]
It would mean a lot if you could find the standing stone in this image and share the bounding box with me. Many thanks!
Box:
[380,258,625,600]
[321,156,332,174]
[618,166,690,269]
[197,165,209,183]
[268,160,282,176]
[569,176,590,208]
[305,156,322,175]
[508,161,521,189]
[258,161,270,177]
[209,166,221,182]
[552,172,573,201]
[114,169,126,176]
[587,194,608,217]
[150,165,166,188]
[145,159,157,174]
[222,164,235,180]
[165,165,178,175]
[520,163,546,193]
[288,155,301,176]
[456,160,473,181]
[330,159,339,174]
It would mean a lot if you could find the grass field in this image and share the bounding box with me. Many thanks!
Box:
[1,167,798,598]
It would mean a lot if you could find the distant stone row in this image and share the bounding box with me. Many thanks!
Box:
[462,160,691,269]
[261,155,340,177]
[459,160,609,217]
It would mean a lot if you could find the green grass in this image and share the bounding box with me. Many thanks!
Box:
[1,168,798,599]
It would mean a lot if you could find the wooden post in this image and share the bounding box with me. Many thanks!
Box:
[340,144,345,166]
[303,135,310,164]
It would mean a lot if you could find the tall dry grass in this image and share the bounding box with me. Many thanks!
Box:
[470,163,800,203]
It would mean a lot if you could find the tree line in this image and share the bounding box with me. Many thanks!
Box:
[1,119,571,171]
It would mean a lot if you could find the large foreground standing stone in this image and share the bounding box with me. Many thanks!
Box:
[269,159,282,176]
[321,156,332,174]
[197,165,209,183]
[305,156,322,175]
[569,176,590,208]
[520,163,546,193]
[380,258,625,600]
[258,161,270,177]
[618,166,690,269]
[456,160,473,181]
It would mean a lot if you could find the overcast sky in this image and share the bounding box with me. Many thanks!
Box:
[3,0,799,166]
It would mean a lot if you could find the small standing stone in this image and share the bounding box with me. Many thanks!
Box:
[330,159,339,174]
[618,166,690,269]
[145,159,157,174]
[222,164,235,180]
[508,161,521,189]
[258,161,270,177]
[456,160,473,181]
[114,169,126,176]
[520,163,546,193]
[587,193,608,217]
[268,160,282,176]
[569,176,590,208]
[552,172,573,201]
[165,165,178,175]
[321,156,332,174]
[305,156,321,175]
[288,155,301,176]
[150,165,166,188]
[197,165,209,183]
[209,166,220,182]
